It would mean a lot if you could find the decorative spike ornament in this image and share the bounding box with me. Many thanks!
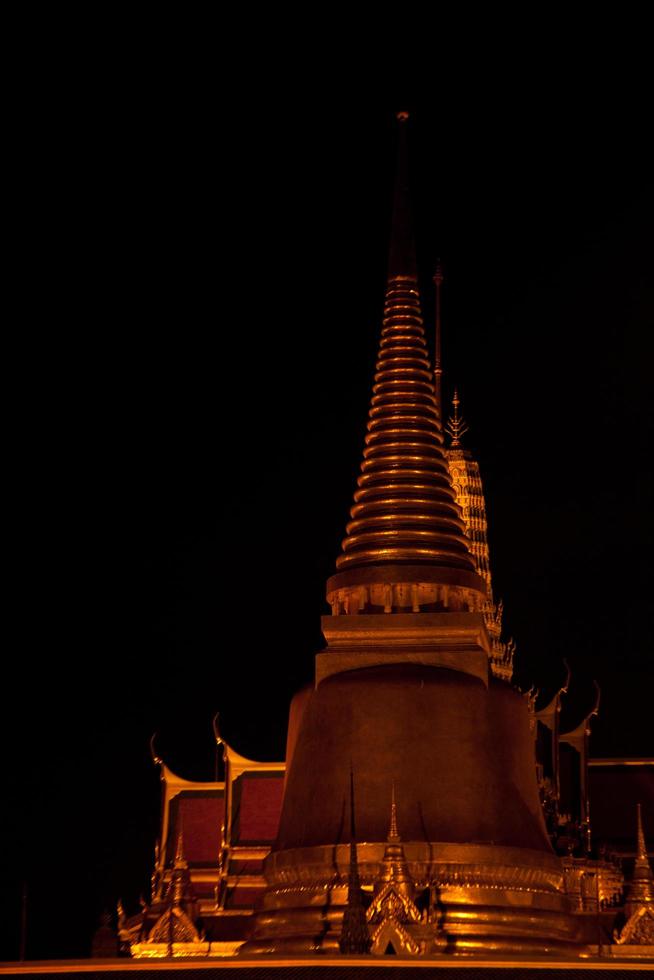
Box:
[339,772,371,955]
[445,389,469,448]
[625,803,654,915]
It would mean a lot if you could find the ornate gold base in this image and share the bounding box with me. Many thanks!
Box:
[240,841,579,956]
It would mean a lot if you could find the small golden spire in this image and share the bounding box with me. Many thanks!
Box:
[637,803,649,864]
[170,820,190,910]
[375,784,414,898]
[622,803,654,917]
[445,388,469,447]
[174,821,188,870]
[634,803,654,890]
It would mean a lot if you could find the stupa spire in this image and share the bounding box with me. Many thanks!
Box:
[637,803,650,864]
[631,804,654,902]
[387,111,417,280]
[376,785,414,896]
[332,115,481,590]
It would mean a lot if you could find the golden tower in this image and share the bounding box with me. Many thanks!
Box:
[242,114,577,956]
[444,389,514,681]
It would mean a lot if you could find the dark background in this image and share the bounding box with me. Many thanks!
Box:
[2,34,653,962]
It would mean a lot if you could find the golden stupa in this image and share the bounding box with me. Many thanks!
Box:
[241,113,576,956]
[115,113,654,966]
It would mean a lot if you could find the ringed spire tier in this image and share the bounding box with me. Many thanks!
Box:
[336,276,475,574]
[328,114,486,616]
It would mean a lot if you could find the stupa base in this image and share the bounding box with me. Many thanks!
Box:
[240,841,579,956]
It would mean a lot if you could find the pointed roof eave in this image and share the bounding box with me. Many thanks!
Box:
[213,712,285,777]
[150,732,225,790]
[560,681,601,746]
[535,661,571,729]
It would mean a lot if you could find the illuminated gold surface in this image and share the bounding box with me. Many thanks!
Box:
[444,392,514,682]
[615,906,654,946]
[317,612,490,685]
[242,838,579,955]
[563,858,624,912]
[629,803,654,911]
[114,116,653,964]
[335,276,479,581]
[366,793,423,955]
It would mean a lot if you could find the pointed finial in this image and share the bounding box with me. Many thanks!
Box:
[445,388,469,447]
[388,111,416,280]
[388,782,400,843]
[433,260,444,416]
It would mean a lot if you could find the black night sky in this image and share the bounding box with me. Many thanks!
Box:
[2,49,653,962]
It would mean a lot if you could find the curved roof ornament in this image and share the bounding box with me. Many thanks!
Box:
[561,659,571,696]
[590,679,601,719]
[149,733,163,768]
[212,712,224,749]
